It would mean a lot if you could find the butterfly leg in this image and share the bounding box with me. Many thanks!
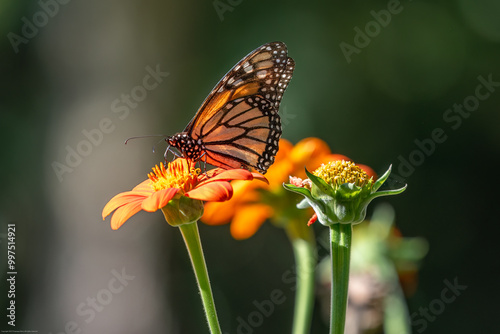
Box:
[164,145,183,162]
[198,152,209,176]
[163,145,171,162]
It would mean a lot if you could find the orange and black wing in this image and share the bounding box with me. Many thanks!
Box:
[185,41,295,173]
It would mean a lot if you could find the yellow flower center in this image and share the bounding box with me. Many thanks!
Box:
[313,160,371,188]
[148,160,200,194]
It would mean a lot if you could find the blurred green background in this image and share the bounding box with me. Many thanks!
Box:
[1,0,499,333]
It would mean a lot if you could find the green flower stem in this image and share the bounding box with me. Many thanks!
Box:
[329,223,352,334]
[179,222,221,334]
[285,220,316,334]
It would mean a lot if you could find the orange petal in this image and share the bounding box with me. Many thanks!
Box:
[202,201,237,225]
[201,179,264,225]
[132,179,153,192]
[102,190,151,220]
[197,168,254,186]
[324,153,351,162]
[250,172,268,184]
[265,159,294,187]
[291,137,332,166]
[275,139,293,162]
[197,168,224,182]
[141,188,179,212]
[110,200,144,230]
[310,153,350,169]
[230,204,273,240]
[307,213,318,226]
[230,180,261,202]
[186,181,233,202]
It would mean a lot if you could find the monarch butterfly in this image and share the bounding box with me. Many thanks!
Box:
[166,41,295,174]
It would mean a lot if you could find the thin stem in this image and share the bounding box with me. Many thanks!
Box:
[285,220,316,334]
[178,222,221,334]
[329,223,352,334]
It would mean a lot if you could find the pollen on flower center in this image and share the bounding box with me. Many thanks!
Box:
[148,160,200,193]
[313,160,371,188]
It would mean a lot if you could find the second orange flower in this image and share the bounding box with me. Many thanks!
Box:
[201,137,376,239]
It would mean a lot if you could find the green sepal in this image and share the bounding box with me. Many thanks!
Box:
[365,184,407,203]
[305,168,335,198]
[283,183,314,201]
[161,195,204,227]
[337,183,363,199]
[283,183,334,225]
[309,200,334,226]
[297,198,311,209]
[372,164,392,192]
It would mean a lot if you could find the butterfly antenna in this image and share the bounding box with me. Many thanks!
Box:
[124,135,167,145]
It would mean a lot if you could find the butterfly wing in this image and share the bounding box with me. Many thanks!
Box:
[185,41,295,173]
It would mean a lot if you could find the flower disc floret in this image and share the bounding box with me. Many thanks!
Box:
[314,160,371,189]
[148,161,200,194]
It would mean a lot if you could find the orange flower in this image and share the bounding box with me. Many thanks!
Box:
[102,158,266,230]
[202,137,376,239]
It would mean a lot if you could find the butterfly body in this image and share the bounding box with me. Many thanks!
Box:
[168,42,295,174]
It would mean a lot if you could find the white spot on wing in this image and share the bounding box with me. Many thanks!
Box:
[256,70,267,78]
[232,79,243,86]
